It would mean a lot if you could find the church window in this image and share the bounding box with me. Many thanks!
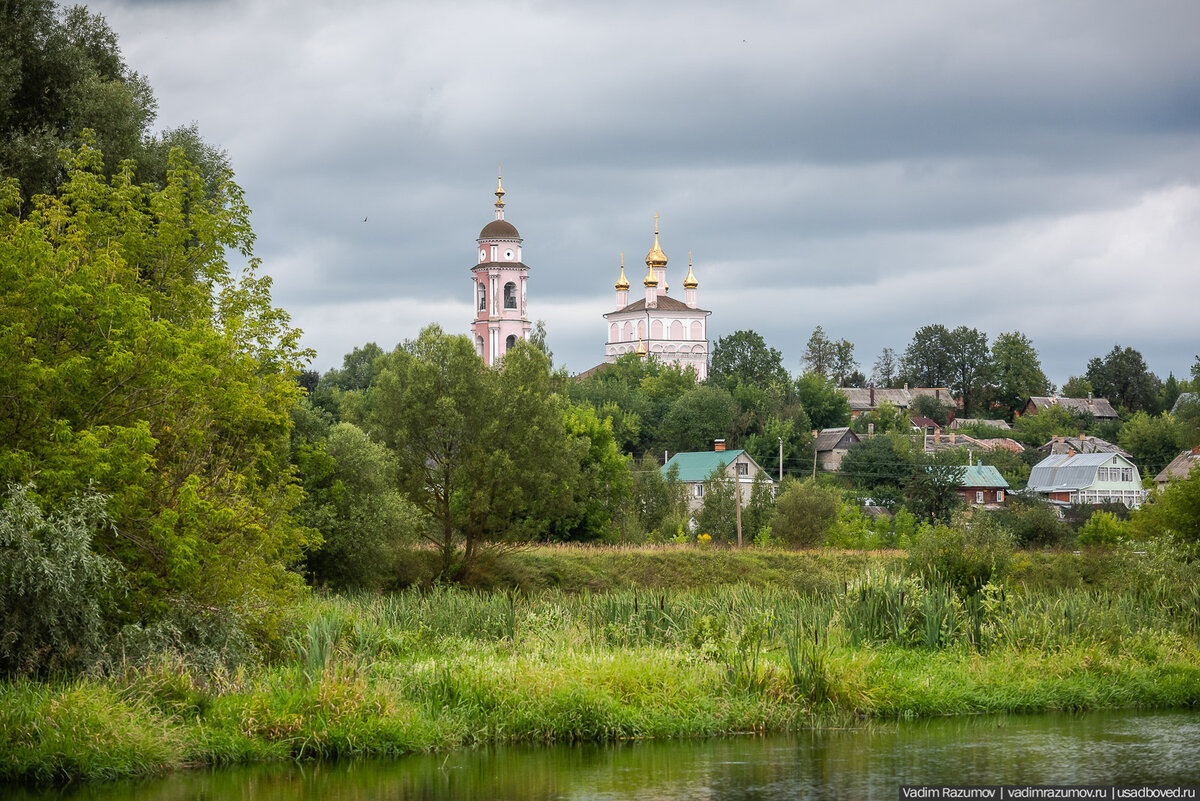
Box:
[651,320,663,339]
[670,320,684,340]
[690,321,703,339]
[609,323,618,342]
[505,334,516,351]
[504,282,517,310]
[476,336,484,356]
[477,283,486,311]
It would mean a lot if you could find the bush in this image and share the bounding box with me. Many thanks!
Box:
[0,485,119,677]
[991,497,1071,548]
[1076,511,1131,547]
[906,515,1015,596]
[770,479,842,547]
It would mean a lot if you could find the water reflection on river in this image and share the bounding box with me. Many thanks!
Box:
[17,709,1200,801]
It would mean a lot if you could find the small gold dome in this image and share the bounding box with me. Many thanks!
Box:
[636,338,647,356]
[615,253,629,290]
[645,215,667,268]
[643,262,658,287]
[683,251,698,289]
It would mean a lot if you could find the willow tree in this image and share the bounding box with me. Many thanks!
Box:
[0,138,313,625]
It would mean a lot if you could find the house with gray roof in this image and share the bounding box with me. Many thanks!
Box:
[1037,435,1130,458]
[1019,394,1119,422]
[1027,452,1145,508]
[1154,446,1200,488]
[662,440,775,513]
[839,384,957,418]
[814,427,859,472]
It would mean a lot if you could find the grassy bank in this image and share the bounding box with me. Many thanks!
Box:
[4,547,1200,785]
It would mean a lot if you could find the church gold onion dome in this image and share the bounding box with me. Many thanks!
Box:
[645,227,667,268]
[615,254,629,290]
[684,252,698,289]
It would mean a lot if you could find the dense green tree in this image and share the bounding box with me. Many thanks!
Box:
[742,472,776,541]
[944,326,992,417]
[1011,404,1092,447]
[831,339,861,387]
[794,372,851,430]
[1136,470,1200,542]
[367,328,575,578]
[660,385,738,452]
[990,331,1050,420]
[632,456,689,540]
[1160,373,1182,415]
[694,467,738,544]
[769,479,842,547]
[850,400,910,436]
[900,324,955,388]
[910,394,954,427]
[709,329,788,391]
[1061,376,1094,399]
[905,452,964,524]
[1118,412,1186,478]
[1086,345,1161,413]
[0,4,228,204]
[839,433,918,507]
[744,413,811,482]
[294,416,421,591]
[547,403,634,542]
[0,141,312,622]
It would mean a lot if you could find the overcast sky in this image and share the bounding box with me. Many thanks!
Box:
[90,0,1200,387]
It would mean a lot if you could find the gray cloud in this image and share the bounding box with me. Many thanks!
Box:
[93,0,1200,386]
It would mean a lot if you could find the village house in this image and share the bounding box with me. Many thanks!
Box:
[839,384,957,419]
[814,427,860,472]
[1037,435,1129,458]
[954,464,1009,509]
[1018,394,1119,422]
[1153,446,1200,489]
[661,440,776,513]
[1026,452,1146,508]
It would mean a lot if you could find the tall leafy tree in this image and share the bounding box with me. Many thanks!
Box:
[944,325,992,418]
[366,327,575,578]
[1062,376,1094,399]
[1118,412,1186,478]
[794,372,851,430]
[709,329,788,391]
[1086,345,1161,414]
[660,385,738,452]
[900,324,955,388]
[802,326,835,378]
[990,331,1050,420]
[0,141,313,620]
[0,4,227,203]
[872,347,901,388]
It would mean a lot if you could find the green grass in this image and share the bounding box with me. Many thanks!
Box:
[5,547,1200,786]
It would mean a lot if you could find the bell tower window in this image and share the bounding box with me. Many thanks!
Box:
[503,282,517,310]
[477,282,486,311]
[505,334,517,351]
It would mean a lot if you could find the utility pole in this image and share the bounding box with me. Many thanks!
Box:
[778,436,783,482]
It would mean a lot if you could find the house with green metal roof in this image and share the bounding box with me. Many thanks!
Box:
[952,464,1010,508]
[661,441,776,513]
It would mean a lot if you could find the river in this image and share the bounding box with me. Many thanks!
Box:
[14,709,1200,800]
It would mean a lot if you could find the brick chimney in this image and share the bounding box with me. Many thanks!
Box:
[714,439,726,452]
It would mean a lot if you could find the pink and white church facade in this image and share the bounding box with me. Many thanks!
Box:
[603,218,711,380]
[470,174,530,366]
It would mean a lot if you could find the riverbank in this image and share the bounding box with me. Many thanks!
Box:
[4,546,1200,785]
